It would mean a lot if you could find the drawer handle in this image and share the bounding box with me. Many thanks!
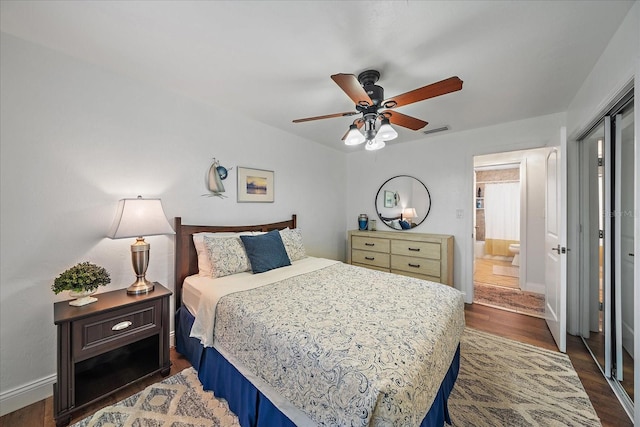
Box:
[365,243,375,246]
[408,247,421,252]
[408,263,421,268]
[112,321,133,331]
[365,256,375,260]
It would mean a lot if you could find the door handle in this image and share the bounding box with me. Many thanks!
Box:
[551,245,569,254]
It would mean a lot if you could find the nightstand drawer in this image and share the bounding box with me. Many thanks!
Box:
[72,299,161,360]
[391,240,440,259]
[352,249,390,269]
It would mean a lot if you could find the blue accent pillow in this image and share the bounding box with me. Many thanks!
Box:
[240,230,291,274]
[399,220,412,229]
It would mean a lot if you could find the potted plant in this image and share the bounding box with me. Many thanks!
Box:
[52,262,111,306]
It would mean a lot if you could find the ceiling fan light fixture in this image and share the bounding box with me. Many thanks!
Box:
[365,138,385,151]
[377,118,398,141]
[344,124,366,145]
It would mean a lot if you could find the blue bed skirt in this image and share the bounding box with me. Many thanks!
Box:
[176,306,460,426]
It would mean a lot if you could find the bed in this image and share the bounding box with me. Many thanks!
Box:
[173,215,465,426]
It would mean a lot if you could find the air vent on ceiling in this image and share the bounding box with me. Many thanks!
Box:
[422,125,450,136]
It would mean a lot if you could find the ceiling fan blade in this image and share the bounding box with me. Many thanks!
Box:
[383,110,428,131]
[383,76,463,108]
[293,111,358,123]
[331,74,373,106]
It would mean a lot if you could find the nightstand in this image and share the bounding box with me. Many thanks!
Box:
[53,283,171,427]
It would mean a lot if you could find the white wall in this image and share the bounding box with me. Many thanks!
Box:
[345,112,566,302]
[0,34,347,415]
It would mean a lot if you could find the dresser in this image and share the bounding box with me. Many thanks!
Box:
[347,230,454,286]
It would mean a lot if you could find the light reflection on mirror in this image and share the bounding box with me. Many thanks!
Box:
[375,175,431,230]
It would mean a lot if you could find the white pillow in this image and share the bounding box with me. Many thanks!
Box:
[193,232,252,277]
[279,228,307,261]
[203,235,252,278]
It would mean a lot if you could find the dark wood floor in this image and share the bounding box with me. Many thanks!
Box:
[1,304,632,426]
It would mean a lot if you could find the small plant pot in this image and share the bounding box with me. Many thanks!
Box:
[68,289,97,306]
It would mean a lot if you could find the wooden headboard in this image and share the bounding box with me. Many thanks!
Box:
[173,215,297,309]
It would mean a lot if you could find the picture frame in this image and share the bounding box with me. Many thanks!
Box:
[384,190,395,208]
[237,167,274,203]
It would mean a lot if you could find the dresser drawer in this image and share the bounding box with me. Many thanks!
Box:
[392,269,443,284]
[352,236,390,253]
[72,299,162,360]
[352,249,390,269]
[391,254,440,278]
[391,240,440,259]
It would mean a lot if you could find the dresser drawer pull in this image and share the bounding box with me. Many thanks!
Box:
[408,247,421,252]
[408,263,421,268]
[365,243,375,246]
[112,321,133,331]
[365,256,375,261]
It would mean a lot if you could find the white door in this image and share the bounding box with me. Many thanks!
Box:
[545,127,567,352]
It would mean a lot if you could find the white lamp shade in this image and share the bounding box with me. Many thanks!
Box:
[344,125,366,145]
[403,207,417,219]
[365,138,386,151]
[108,197,175,239]
[377,119,398,141]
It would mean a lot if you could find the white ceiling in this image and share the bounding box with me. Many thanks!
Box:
[0,1,634,152]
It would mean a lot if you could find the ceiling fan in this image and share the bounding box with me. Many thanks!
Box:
[293,70,463,150]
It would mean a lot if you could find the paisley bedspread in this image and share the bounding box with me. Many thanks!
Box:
[212,261,465,426]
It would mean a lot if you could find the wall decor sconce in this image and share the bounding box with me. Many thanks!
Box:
[205,158,231,198]
[108,196,175,295]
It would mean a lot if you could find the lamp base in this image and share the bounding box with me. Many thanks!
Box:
[127,278,155,295]
[128,238,154,295]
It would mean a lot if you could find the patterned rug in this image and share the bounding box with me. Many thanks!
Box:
[449,328,600,426]
[474,281,545,318]
[74,329,600,427]
[71,367,240,427]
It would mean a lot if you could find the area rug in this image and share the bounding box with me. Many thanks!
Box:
[449,328,601,426]
[71,367,240,427]
[474,281,545,318]
[73,329,600,427]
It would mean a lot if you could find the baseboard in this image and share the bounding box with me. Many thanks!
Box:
[0,373,56,417]
[0,331,176,417]
[524,281,545,294]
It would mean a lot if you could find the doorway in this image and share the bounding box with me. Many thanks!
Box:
[472,149,547,318]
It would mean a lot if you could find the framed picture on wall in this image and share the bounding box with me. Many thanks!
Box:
[237,167,274,202]
[384,190,396,208]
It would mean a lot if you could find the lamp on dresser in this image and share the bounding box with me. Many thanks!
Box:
[108,195,174,295]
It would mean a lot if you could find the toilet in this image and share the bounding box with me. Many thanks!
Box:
[509,243,520,266]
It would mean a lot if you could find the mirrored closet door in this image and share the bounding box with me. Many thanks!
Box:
[579,93,634,417]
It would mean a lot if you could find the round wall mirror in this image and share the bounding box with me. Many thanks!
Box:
[375,175,431,230]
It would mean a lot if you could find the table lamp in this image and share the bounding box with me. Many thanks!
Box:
[108,196,174,295]
[403,207,417,225]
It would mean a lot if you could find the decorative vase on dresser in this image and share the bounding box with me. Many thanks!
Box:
[347,230,454,286]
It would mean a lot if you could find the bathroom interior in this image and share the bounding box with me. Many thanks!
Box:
[473,150,547,318]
